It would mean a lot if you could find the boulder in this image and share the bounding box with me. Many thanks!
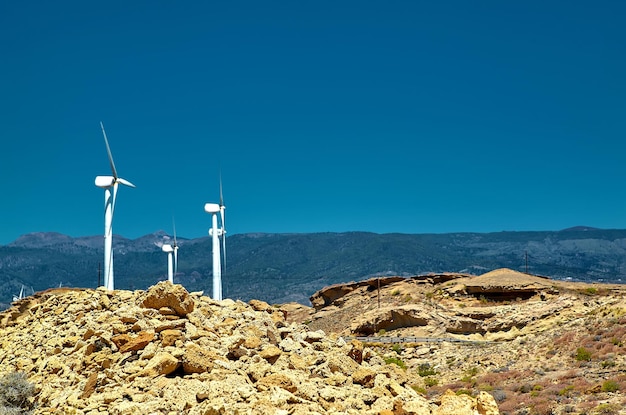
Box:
[256,373,297,393]
[112,331,155,353]
[352,367,376,387]
[131,352,179,379]
[477,391,500,415]
[249,299,271,312]
[140,282,194,316]
[259,345,282,363]
[182,343,222,374]
[160,329,182,347]
[433,389,476,415]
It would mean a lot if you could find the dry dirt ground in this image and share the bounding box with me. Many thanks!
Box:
[283,269,626,415]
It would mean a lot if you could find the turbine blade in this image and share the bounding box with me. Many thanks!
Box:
[219,171,226,271]
[219,170,224,207]
[116,177,136,188]
[221,233,226,271]
[111,182,119,217]
[220,209,225,235]
[173,218,177,247]
[174,247,178,275]
[100,122,118,179]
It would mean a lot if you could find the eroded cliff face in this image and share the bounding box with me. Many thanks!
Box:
[305,269,620,339]
[0,282,498,415]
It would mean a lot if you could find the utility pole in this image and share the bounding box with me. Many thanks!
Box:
[98,262,101,287]
[376,277,381,335]
[525,251,529,274]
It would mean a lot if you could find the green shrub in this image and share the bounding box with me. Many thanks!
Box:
[0,372,35,414]
[384,357,406,370]
[417,363,437,377]
[558,385,574,396]
[601,379,619,392]
[392,344,403,355]
[424,376,438,387]
[575,347,592,361]
[466,367,479,376]
[460,366,479,384]
[411,385,427,395]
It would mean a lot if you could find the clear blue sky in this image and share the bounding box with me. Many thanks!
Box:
[1,1,625,245]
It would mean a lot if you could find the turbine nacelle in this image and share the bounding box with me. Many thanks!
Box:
[95,176,136,189]
[204,203,220,214]
[95,176,115,188]
[162,244,174,253]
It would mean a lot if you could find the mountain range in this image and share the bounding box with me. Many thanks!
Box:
[1,227,626,309]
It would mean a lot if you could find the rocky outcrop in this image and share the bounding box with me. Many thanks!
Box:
[447,268,557,301]
[352,306,431,335]
[303,268,614,339]
[310,276,405,309]
[310,274,470,309]
[0,282,498,414]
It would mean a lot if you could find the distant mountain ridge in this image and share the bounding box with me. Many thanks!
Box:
[1,228,626,309]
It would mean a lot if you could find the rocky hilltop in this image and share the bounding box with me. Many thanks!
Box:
[288,269,626,414]
[0,282,499,415]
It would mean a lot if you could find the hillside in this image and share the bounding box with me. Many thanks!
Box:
[2,229,626,309]
[0,282,500,414]
[282,269,626,414]
[2,270,626,414]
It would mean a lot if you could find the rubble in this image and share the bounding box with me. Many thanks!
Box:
[0,282,498,414]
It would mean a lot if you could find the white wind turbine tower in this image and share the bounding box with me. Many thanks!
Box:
[204,176,226,300]
[162,243,174,283]
[161,220,179,283]
[94,122,136,290]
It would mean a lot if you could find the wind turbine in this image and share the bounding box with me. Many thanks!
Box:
[162,219,178,283]
[94,122,136,290]
[162,243,174,283]
[12,285,25,302]
[172,218,179,277]
[205,176,226,300]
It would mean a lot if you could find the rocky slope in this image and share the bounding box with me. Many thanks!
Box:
[0,282,499,415]
[292,269,626,414]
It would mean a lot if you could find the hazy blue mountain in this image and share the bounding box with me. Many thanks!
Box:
[2,228,626,310]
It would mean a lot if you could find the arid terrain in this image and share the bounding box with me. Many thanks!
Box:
[0,281,498,414]
[284,268,626,414]
[0,268,625,414]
